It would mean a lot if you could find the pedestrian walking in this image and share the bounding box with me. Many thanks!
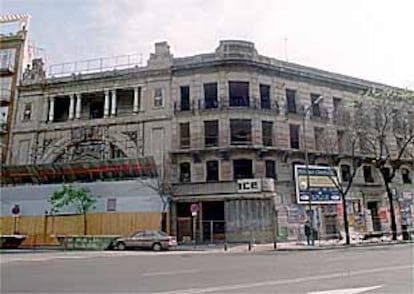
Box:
[305,220,311,245]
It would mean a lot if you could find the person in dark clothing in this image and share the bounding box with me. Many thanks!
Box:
[304,220,312,245]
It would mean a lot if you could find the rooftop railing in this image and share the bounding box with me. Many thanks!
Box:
[47,53,143,78]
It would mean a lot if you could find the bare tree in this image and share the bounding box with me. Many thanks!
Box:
[320,111,362,245]
[354,88,414,240]
[137,160,172,232]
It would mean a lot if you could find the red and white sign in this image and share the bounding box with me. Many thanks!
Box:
[190,203,199,216]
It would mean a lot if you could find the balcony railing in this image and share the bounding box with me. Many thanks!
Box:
[310,107,329,121]
[180,137,191,149]
[174,98,280,114]
[333,109,351,126]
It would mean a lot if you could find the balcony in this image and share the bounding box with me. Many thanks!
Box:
[310,107,330,122]
[0,89,11,103]
[174,98,280,114]
[285,104,305,117]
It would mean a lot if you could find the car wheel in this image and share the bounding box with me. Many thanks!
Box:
[117,242,126,251]
[152,243,162,251]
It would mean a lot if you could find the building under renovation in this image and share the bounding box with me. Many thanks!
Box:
[4,40,413,243]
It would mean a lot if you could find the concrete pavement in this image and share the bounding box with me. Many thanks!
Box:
[2,243,413,293]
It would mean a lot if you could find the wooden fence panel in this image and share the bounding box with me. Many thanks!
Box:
[0,212,165,246]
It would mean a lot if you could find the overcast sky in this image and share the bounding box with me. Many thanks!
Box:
[2,0,413,89]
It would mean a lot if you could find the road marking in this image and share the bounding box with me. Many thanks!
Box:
[154,264,412,294]
[141,270,199,277]
[308,285,383,294]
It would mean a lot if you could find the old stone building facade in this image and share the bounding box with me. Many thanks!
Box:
[7,40,413,243]
[0,14,31,164]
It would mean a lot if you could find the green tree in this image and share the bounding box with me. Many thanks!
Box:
[49,185,97,235]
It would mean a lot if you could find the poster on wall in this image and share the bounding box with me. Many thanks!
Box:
[294,165,341,204]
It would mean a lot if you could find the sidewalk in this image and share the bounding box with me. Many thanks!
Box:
[175,238,414,253]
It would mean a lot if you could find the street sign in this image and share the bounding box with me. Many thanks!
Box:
[11,204,20,216]
[190,203,199,216]
[294,165,341,204]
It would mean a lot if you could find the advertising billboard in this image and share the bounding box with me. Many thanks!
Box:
[294,165,341,204]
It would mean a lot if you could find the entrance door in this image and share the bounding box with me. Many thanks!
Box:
[367,202,382,232]
[325,215,339,239]
[202,201,225,243]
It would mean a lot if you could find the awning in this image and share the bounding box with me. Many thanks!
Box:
[1,157,157,186]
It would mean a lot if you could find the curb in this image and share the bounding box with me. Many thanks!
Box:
[275,240,414,252]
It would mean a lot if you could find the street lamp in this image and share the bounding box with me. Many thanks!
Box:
[302,95,324,246]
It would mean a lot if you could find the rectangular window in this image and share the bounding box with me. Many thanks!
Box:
[363,166,374,183]
[311,93,321,117]
[233,159,253,179]
[333,97,342,114]
[179,162,191,182]
[204,120,219,147]
[290,124,300,149]
[265,160,276,179]
[260,84,271,109]
[0,48,16,70]
[262,121,273,146]
[0,106,8,130]
[23,103,31,122]
[154,88,163,107]
[341,165,351,182]
[337,130,345,153]
[206,160,219,182]
[359,135,370,154]
[0,77,12,101]
[204,83,218,109]
[180,86,190,111]
[107,198,117,212]
[286,89,297,113]
[180,122,190,149]
[402,168,412,184]
[229,81,249,107]
[314,127,324,151]
[230,119,252,145]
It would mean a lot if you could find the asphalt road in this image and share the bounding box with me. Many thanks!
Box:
[2,244,413,293]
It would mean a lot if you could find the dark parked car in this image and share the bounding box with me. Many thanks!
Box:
[113,230,177,251]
